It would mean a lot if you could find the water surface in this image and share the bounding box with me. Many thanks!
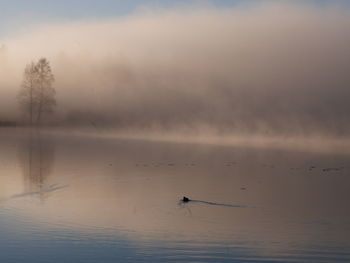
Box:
[0,128,349,262]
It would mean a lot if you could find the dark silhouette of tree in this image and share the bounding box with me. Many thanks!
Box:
[18,58,56,125]
[18,62,37,125]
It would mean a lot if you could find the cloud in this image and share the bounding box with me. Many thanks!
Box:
[0,1,350,136]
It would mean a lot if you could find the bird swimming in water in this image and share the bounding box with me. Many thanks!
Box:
[182,196,190,202]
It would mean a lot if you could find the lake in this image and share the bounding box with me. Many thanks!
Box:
[0,128,349,263]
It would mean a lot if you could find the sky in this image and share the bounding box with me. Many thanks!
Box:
[0,0,242,36]
[1,0,350,137]
[0,0,344,36]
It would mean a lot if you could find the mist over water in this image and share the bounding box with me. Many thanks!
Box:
[1,2,350,262]
[0,128,350,262]
[0,1,350,138]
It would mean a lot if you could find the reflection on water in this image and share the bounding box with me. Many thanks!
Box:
[0,128,349,262]
[18,130,55,201]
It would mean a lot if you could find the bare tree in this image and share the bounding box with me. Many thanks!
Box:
[18,58,56,125]
[18,62,37,125]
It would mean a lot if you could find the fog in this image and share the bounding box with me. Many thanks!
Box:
[1,1,350,137]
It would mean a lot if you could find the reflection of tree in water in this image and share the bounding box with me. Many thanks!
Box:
[19,130,55,201]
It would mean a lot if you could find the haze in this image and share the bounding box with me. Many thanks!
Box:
[1,2,350,262]
[1,1,350,137]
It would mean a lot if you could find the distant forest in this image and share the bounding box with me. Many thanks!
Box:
[0,120,17,127]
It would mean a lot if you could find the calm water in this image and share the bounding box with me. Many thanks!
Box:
[0,128,349,263]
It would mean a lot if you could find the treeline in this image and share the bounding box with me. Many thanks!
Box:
[0,120,17,127]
